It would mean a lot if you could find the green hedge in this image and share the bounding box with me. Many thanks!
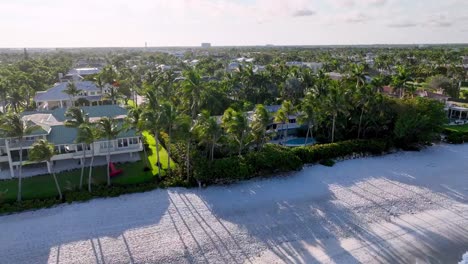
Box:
[0,180,161,215]
[443,127,468,144]
[193,139,390,185]
[193,144,302,184]
[291,139,391,164]
[1,139,392,215]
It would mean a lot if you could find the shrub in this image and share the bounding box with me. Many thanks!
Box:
[1,139,393,215]
[291,139,391,164]
[320,159,335,167]
[446,132,467,144]
[193,144,303,184]
[443,127,468,144]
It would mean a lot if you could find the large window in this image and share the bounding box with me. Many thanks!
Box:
[76,144,91,151]
[100,142,114,149]
[118,138,128,148]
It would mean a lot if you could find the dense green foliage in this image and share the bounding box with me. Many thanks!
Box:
[393,98,447,146]
[0,45,466,212]
[0,138,396,214]
[443,125,468,144]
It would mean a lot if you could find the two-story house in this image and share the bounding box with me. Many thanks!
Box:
[0,105,143,179]
[35,81,114,110]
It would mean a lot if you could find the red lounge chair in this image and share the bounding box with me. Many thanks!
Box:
[109,162,123,177]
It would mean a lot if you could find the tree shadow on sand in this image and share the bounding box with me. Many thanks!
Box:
[189,144,468,263]
[0,190,170,264]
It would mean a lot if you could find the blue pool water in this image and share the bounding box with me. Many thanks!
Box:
[284,137,316,145]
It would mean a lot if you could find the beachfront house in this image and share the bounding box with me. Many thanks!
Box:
[262,105,300,139]
[447,104,468,124]
[0,105,143,179]
[213,105,300,139]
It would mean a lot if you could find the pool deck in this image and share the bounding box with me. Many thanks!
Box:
[270,137,316,147]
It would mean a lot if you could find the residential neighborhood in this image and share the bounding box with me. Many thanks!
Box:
[1,0,468,263]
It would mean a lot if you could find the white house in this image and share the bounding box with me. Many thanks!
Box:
[35,81,114,110]
[0,105,143,179]
[68,67,100,76]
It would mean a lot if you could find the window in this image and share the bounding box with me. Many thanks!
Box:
[130,138,139,145]
[118,139,128,148]
[100,142,114,149]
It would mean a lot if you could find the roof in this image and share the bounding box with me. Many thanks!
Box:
[69,68,100,76]
[449,105,468,111]
[46,105,129,122]
[47,125,77,144]
[34,81,100,102]
[265,105,281,113]
[47,124,137,145]
[21,105,136,145]
[22,105,128,122]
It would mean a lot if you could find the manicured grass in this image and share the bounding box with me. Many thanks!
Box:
[444,124,468,133]
[0,157,153,203]
[142,131,175,175]
[0,133,175,204]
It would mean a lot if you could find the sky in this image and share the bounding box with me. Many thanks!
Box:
[0,0,467,47]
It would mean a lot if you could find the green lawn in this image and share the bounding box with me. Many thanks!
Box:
[0,132,174,204]
[444,124,468,133]
[142,131,175,175]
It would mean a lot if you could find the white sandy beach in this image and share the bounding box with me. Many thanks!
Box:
[0,143,467,263]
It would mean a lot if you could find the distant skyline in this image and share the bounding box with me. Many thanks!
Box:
[1,0,468,48]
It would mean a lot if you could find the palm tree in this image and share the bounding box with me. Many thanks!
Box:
[125,105,149,167]
[174,114,193,180]
[6,90,25,113]
[351,64,367,90]
[64,107,89,189]
[356,85,376,139]
[392,66,412,98]
[159,101,177,171]
[222,108,249,156]
[0,113,40,201]
[97,117,122,186]
[250,104,270,150]
[94,74,105,106]
[298,98,315,146]
[141,88,164,177]
[194,110,222,161]
[63,81,80,107]
[29,139,62,200]
[274,100,294,144]
[101,65,119,104]
[76,124,97,192]
[324,81,347,142]
[181,69,204,120]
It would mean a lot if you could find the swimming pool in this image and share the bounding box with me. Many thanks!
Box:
[284,137,316,146]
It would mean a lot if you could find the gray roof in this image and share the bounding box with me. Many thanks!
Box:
[47,124,137,145]
[34,81,100,102]
[50,105,129,122]
[47,126,77,144]
[20,105,134,144]
[23,105,129,122]
[265,105,281,113]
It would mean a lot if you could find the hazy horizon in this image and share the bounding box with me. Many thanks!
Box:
[1,0,468,48]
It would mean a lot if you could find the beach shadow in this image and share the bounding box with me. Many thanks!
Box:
[0,190,170,264]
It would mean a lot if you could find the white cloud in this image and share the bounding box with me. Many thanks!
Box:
[0,0,467,47]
